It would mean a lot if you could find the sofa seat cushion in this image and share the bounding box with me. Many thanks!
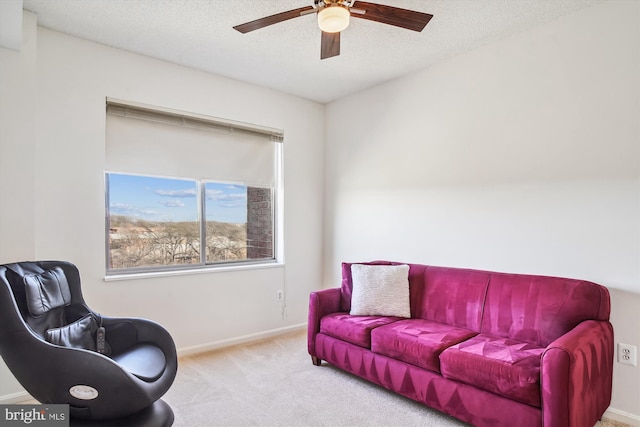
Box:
[440,334,545,407]
[371,319,478,373]
[320,313,402,349]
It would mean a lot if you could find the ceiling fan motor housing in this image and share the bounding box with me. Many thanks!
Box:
[315,0,352,7]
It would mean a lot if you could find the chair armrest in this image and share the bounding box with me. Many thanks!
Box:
[100,316,177,399]
[541,320,614,427]
[102,317,174,354]
[308,288,342,358]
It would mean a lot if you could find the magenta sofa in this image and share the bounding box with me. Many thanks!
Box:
[307,261,613,427]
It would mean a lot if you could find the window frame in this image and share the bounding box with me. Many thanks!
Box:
[105,172,280,277]
[103,98,284,279]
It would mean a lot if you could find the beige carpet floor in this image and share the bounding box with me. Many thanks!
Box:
[163,330,629,427]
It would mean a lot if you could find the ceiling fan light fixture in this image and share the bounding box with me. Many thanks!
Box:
[317,5,350,33]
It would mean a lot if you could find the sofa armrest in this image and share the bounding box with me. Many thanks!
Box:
[308,288,342,359]
[541,320,614,427]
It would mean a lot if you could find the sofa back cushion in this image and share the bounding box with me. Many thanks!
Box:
[481,273,610,347]
[340,261,610,348]
[413,267,490,332]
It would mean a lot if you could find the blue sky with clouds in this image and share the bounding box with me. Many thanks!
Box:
[108,173,247,223]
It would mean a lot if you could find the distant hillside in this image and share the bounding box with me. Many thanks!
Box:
[108,215,247,269]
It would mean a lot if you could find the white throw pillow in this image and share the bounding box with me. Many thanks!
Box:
[350,264,410,317]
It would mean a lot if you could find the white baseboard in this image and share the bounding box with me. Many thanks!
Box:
[604,407,640,426]
[0,391,34,404]
[176,323,307,357]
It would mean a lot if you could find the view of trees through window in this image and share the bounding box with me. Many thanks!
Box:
[106,173,273,271]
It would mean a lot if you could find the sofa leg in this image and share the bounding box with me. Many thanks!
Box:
[311,356,322,366]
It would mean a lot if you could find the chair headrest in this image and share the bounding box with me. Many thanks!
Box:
[23,266,71,317]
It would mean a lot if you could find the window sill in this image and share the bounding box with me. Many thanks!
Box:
[104,261,284,282]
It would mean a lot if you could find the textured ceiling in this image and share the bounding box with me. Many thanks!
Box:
[22,0,604,103]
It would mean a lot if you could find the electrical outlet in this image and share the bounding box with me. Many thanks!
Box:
[276,290,284,301]
[617,343,637,366]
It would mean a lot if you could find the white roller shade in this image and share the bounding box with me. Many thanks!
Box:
[106,99,283,186]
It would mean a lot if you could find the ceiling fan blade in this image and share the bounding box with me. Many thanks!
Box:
[350,2,433,32]
[233,6,314,33]
[321,31,340,60]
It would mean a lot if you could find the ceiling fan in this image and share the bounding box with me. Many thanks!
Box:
[233,0,433,60]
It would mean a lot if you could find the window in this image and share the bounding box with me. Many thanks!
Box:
[105,99,282,275]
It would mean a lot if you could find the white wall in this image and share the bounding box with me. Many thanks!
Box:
[0,10,38,401]
[0,13,324,399]
[324,0,639,421]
